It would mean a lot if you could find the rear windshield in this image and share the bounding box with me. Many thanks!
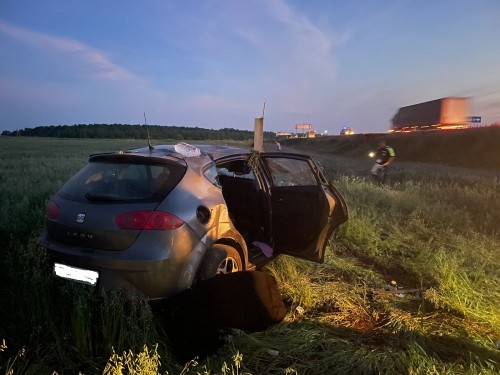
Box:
[58,161,186,203]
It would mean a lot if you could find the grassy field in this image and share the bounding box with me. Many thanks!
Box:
[1,137,499,374]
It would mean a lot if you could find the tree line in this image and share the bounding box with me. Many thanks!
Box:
[1,124,275,140]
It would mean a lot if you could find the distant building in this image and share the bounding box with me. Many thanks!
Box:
[306,130,316,138]
[295,123,316,138]
[276,132,295,139]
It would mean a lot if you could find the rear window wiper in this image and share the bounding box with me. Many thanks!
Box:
[85,193,137,203]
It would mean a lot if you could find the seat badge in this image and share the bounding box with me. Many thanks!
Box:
[76,213,86,223]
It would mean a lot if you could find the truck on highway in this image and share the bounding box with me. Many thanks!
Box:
[390,97,470,132]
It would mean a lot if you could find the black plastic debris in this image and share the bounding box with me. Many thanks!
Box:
[157,270,286,362]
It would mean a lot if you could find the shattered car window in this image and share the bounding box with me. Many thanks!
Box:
[216,160,255,180]
[58,161,184,202]
[203,163,221,187]
[266,158,317,187]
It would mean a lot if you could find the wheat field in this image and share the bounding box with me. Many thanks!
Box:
[1,137,499,374]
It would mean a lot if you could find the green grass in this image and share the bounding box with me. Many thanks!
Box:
[1,137,499,374]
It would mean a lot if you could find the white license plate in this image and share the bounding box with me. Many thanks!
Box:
[54,263,99,286]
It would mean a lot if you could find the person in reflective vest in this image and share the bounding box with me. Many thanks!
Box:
[371,141,395,185]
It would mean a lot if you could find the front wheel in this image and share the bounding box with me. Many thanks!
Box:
[197,244,243,281]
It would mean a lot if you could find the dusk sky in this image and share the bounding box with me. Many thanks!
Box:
[1,0,499,134]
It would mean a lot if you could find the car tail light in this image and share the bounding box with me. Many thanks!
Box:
[46,201,60,220]
[115,211,184,230]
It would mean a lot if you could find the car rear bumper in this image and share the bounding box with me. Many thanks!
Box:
[39,227,208,300]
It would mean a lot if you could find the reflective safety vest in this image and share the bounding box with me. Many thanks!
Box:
[376,146,395,164]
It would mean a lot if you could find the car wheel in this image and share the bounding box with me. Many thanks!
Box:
[198,244,243,281]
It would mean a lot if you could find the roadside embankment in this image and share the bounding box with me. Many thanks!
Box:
[282,126,500,170]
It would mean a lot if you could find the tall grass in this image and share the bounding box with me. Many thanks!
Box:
[0,138,169,373]
[1,137,499,374]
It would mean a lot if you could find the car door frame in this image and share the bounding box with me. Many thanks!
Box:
[258,152,347,263]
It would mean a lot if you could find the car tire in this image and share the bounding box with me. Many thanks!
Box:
[198,244,243,281]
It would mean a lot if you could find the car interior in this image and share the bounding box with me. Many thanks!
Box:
[216,160,268,251]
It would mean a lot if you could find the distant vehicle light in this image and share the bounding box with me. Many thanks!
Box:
[369,152,375,158]
[340,127,354,135]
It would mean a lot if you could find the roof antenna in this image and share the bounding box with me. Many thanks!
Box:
[144,112,154,152]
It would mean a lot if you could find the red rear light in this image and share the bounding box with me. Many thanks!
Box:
[143,211,184,230]
[115,211,150,229]
[46,201,60,220]
[115,211,184,230]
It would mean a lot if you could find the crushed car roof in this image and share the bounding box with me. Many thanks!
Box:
[89,144,252,168]
[125,144,250,158]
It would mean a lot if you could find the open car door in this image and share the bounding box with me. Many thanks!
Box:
[261,153,347,263]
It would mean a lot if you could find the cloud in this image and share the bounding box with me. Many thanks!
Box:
[202,0,345,82]
[0,19,179,127]
[258,0,343,80]
[219,0,348,116]
[0,3,350,131]
[0,19,141,83]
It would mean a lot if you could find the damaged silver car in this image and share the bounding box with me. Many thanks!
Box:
[39,143,347,301]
